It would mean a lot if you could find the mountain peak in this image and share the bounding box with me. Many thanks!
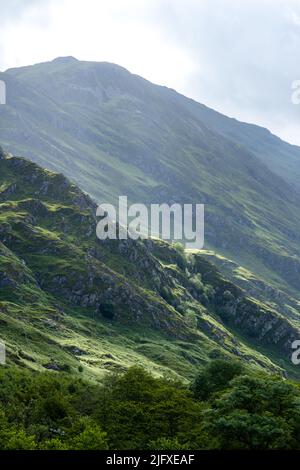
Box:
[51,56,78,64]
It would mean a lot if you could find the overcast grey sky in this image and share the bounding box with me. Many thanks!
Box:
[0,0,299,145]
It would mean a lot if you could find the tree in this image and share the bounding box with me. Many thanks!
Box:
[69,418,108,450]
[203,375,300,449]
[191,359,243,400]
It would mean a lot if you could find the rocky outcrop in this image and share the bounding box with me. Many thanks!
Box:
[0,152,298,377]
[193,253,300,359]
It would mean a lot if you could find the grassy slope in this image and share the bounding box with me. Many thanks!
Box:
[0,151,299,380]
[1,58,300,302]
[177,93,300,191]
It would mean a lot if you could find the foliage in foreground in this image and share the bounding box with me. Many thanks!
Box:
[0,360,300,450]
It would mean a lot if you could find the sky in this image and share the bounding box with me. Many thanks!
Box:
[0,0,299,145]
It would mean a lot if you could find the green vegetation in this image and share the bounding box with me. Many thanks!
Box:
[2,57,300,300]
[1,58,300,450]
[0,361,299,450]
[1,150,298,381]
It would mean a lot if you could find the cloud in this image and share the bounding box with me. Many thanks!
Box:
[0,0,54,68]
[148,0,300,144]
[0,0,299,145]
[0,0,39,22]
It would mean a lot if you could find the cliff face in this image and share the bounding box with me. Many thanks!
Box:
[193,255,300,357]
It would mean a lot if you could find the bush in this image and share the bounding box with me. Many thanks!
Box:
[191,359,243,400]
[69,418,108,450]
[190,274,204,292]
[101,302,115,320]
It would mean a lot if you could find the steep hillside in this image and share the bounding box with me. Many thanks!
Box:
[0,148,300,379]
[1,57,300,300]
[176,94,300,191]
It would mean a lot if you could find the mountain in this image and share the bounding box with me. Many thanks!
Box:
[1,57,300,303]
[0,147,300,379]
[176,93,300,191]
[1,58,300,379]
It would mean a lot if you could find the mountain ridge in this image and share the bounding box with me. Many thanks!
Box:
[1,147,300,379]
[1,57,300,330]
[4,56,300,189]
